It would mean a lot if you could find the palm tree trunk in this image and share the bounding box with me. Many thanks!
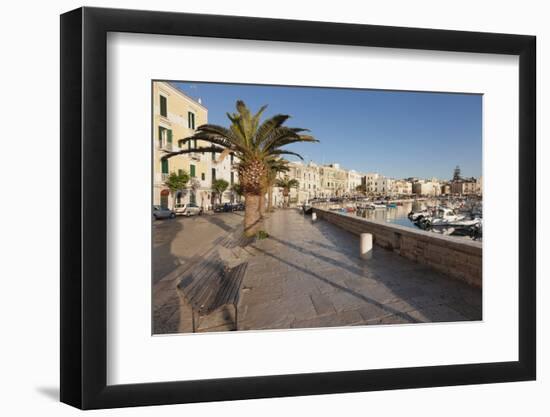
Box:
[283,191,289,208]
[267,187,273,212]
[259,192,266,217]
[244,193,262,237]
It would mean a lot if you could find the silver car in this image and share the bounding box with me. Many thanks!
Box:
[174,202,203,216]
[153,205,176,220]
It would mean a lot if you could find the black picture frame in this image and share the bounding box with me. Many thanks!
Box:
[60,6,536,410]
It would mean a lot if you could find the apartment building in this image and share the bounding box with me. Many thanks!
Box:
[153,81,238,209]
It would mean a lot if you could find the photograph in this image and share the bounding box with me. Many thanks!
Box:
[152,80,483,334]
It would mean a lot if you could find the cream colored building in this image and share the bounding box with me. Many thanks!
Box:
[413,180,441,196]
[451,180,477,195]
[393,180,413,195]
[476,176,483,195]
[364,173,380,194]
[375,176,394,195]
[346,170,365,195]
[276,161,321,206]
[153,81,238,209]
[320,163,348,197]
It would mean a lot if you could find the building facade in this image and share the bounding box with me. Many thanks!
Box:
[413,180,441,196]
[364,173,380,194]
[281,161,322,205]
[393,180,413,195]
[153,82,238,209]
[346,170,364,195]
[450,179,477,195]
[319,163,348,197]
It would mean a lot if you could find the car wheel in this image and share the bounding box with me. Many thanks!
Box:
[170,213,176,219]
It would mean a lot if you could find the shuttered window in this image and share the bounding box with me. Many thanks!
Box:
[160,95,167,117]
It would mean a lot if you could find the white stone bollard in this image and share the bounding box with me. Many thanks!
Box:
[312,212,317,222]
[360,233,373,258]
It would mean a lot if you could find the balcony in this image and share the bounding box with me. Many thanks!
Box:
[155,173,170,184]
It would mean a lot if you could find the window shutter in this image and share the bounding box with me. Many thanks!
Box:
[190,165,196,177]
[167,129,172,145]
[160,96,167,117]
[158,126,163,147]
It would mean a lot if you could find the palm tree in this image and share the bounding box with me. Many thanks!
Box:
[265,158,290,212]
[212,179,229,205]
[231,183,244,202]
[275,176,300,208]
[164,171,190,209]
[162,101,317,236]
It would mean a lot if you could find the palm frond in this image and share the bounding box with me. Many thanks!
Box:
[254,114,291,147]
[160,146,225,160]
[251,104,268,134]
[269,150,305,160]
[178,133,233,150]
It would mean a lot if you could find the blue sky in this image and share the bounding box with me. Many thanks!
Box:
[172,81,482,180]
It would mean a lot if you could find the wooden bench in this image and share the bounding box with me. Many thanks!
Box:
[177,250,248,332]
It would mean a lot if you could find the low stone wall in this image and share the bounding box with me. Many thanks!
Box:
[313,208,482,288]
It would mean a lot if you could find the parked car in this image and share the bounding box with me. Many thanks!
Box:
[214,203,232,213]
[214,202,245,213]
[233,202,245,211]
[174,202,203,216]
[153,205,175,220]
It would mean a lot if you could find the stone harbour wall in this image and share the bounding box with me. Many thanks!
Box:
[313,208,482,288]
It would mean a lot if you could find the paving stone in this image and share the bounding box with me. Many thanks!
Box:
[310,293,336,316]
[153,209,482,333]
[291,309,364,329]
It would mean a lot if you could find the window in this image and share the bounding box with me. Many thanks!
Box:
[158,127,171,149]
[161,159,169,174]
[230,172,234,185]
[211,168,216,181]
[211,151,215,161]
[158,126,164,148]
[178,169,184,176]
[230,153,234,164]
[201,173,205,181]
[160,95,167,117]
[188,111,195,129]
[190,164,196,178]
[187,140,191,150]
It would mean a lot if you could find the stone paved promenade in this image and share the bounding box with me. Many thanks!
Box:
[237,209,481,331]
[153,209,481,333]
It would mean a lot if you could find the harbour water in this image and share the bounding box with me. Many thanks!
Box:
[315,198,482,240]
[347,201,425,229]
